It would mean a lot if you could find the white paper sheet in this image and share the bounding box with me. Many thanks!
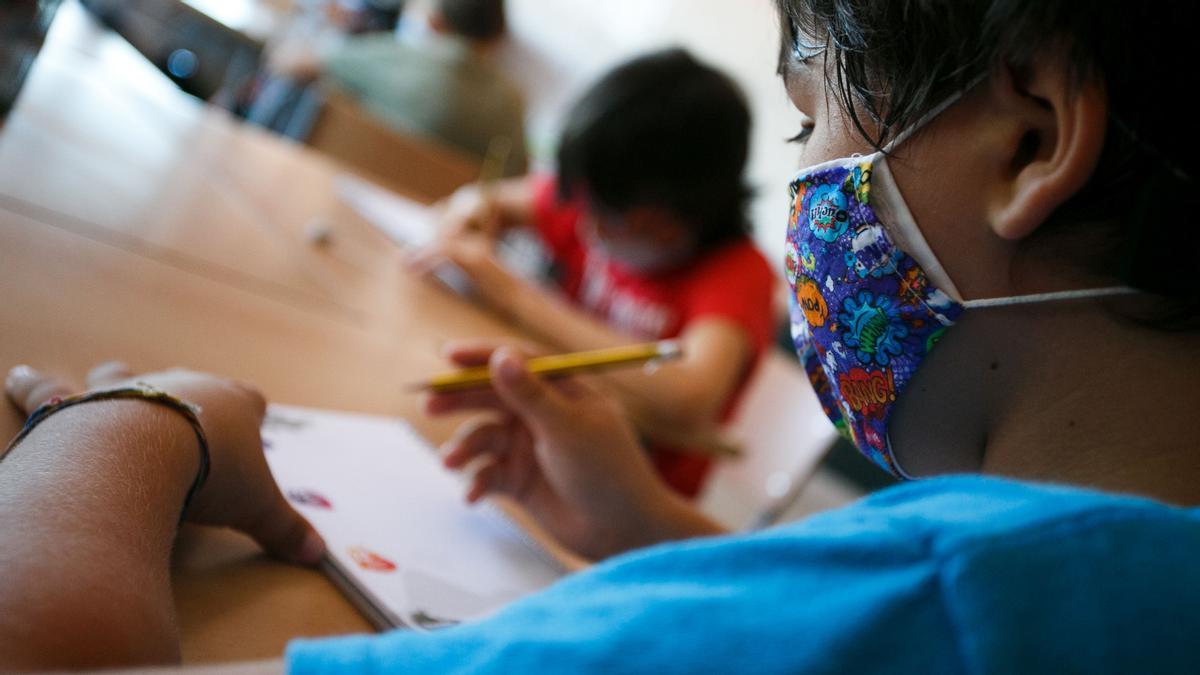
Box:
[335,174,439,248]
[262,404,564,630]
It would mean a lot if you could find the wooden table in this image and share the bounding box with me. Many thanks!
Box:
[0,2,517,663]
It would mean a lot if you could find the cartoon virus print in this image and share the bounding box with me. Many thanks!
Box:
[848,162,872,204]
[785,239,800,284]
[800,242,816,274]
[838,291,909,367]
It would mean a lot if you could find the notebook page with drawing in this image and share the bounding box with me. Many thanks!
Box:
[262,404,564,630]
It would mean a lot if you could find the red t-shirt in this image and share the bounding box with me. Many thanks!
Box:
[531,176,776,497]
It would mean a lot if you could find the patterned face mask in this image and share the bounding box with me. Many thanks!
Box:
[784,93,1131,478]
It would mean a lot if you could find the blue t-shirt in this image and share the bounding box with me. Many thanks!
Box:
[287,476,1200,673]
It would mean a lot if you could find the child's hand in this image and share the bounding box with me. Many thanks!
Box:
[435,184,504,240]
[5,363,325,566]
[426,343,677,559]
[408,235,523,316]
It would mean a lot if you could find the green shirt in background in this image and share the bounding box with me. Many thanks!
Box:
[323,34,527,175]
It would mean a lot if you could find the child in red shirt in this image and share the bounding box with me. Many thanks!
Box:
[417,49,775,498]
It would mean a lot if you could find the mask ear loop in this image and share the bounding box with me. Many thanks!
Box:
[881,73,991,154]
[961,286,1136,309]
[877,72,1136,312]
[870,73,992,310]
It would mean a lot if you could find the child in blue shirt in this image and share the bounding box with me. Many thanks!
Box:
[1,0,1198,672]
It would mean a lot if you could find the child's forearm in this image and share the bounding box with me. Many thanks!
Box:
[0,401,198,670]
[503,288,748,433]
[618,486,728,553]
[504,279,632,352]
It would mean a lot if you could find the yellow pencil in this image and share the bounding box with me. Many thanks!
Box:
[427,135,513,296]
[413,340,683,393]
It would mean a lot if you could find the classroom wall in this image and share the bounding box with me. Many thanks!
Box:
[497,0,805,270]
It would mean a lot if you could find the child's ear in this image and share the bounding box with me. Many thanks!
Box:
[986,53,1107,241]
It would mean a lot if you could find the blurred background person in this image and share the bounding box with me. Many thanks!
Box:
[259,0,526,175]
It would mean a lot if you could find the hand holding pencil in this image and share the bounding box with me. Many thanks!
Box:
[419,340,741,458]
[426,343,721,559]
[435,135,513,241]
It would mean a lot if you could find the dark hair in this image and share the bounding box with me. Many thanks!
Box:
[776,0,1200,329]
[436,0,505,42]
[556,48,753,251]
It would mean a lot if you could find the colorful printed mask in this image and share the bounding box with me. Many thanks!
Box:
[784,95,1130,478]
[786,153,959,477]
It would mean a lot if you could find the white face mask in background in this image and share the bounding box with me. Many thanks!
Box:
[579,216,696,275]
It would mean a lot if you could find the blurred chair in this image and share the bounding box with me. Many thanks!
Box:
[700,348,838,531]
[306,88,481,202]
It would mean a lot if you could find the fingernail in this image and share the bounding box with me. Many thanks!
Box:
[496,353,523,385]
[5,365,34,389]
[298,529,326,566]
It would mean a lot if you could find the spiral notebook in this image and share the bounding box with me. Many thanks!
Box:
[262,404,565,630]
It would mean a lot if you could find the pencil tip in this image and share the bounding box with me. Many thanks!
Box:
[656,340,683,360]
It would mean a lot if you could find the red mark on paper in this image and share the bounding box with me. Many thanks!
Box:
[348,546,396,572]
[286,489,333,509]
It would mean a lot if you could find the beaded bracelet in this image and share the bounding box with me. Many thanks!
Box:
[2,384,211,515]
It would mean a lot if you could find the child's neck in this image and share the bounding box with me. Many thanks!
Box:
[980,305,1200,506]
